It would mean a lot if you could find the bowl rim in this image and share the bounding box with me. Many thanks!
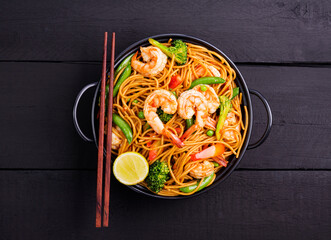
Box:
[91,33,253,199]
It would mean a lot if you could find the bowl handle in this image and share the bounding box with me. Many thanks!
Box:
[72,82,98,142]
[247,89,272,150]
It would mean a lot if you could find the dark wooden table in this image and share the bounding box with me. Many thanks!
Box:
[1,0,330,239]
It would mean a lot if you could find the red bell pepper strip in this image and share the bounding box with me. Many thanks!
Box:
[169,75,183,89]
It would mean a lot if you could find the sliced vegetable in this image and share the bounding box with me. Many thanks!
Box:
[113,64,132,97]
[133,99,138,104]
[189,77,225,89]
[206,130,214,137]
[138,111,145,119]
[231,87,239,100]
[174,127,181,135]
[148,139,162,161]
[215,96,231,140]
[112,113,133,144]
[190,143,225,161]
[180,172,214,193]
[149,38,187,65]
[114,53,134,77]
[169,75,183,89]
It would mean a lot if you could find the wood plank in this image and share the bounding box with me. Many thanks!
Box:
[0,0,331,62]
[0,170,330,239]
[0,62,330,169]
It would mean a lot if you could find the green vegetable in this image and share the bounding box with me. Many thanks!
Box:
[138,111,145,119]
[114,53,134,77]
[156,108,173,123]
[112,113,133,144]
[171,91,177,98]
[126,98,131,103]
[145,160,170,193]
[113,64,131,97]
[216,96,231,140]
[133,99,138,104]
[186,118,194,129]
[206,130,214,137]
[231,87,239,100]
[149,38,187,65]
[200,84,207,92]
[189,77,225,89]
[213,162,220,167]
[180,172,214,193]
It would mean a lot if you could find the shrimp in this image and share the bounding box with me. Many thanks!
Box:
[111,127,123,150]
[144,89,184,148]
[193,64,221,80]
[192,85,220,114]
[131,46,167,78]
[223,112,240,140]
[189,160,214,179]
[177,89,209,141]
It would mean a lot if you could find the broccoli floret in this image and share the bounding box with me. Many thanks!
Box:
[149,38,187,65]
[156,107,173,123]
[145,160,170,193]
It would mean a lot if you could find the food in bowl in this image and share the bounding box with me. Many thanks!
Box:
[103,38,248,196]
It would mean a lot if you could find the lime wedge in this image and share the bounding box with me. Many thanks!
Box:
[113,152,149,185]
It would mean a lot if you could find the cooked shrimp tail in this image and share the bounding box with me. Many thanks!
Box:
[205,117,216,130]
[131,51,138,63]
[212,155,228,167]
[163,129,185,148]
[180,124,199,141]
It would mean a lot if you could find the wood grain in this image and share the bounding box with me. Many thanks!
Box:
[0,0,330,62]
[0,62,330,169]
[0,170,329,240]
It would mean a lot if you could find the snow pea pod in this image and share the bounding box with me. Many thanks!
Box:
[180,172,214,193]
[189,77,225,89]
[231,87,239,100]
[112,113,133,144]
[113,64,131,97]
[114,53,134,77]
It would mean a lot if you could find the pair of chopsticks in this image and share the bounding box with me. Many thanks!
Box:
[96,32,115,228]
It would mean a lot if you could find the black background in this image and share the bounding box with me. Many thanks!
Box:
[1,0,330,239]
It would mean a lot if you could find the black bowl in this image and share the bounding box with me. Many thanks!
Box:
[73,34,272,199]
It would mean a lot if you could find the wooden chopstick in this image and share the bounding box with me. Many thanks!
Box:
[103,32,115,227]
[96,32,108,228]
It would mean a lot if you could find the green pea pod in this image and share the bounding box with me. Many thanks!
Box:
[113,64,131,97]
[189,77,225,89]
[114,53,134,77]
[186,118,194,129]
[112,113,133,144]
[231,87,239,100]
[180,172,214,193]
